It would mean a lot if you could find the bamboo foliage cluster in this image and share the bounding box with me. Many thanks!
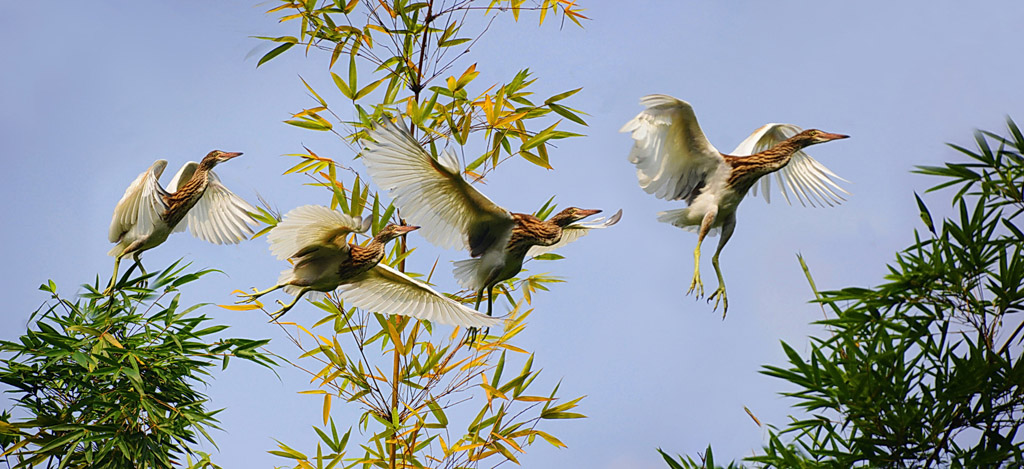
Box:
[0,264,276,469]
[663,121,1024,467]
[248,1,589,467]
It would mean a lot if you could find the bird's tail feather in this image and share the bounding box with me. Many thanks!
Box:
[656,209,720,237]
[277,268,326,301]
[453,258,485,292]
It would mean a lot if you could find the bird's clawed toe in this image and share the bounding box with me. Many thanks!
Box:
[687,275,704,299]
[708,286,728,318]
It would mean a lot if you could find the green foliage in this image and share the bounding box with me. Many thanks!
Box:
[0,262,275,468]
[261,0,588,177]
[664,120,1024,467]
[248,1,590,467]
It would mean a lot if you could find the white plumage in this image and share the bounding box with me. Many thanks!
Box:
[361,118,617,316]
[621,94,850,315]
[106,151,255,293]
[251,205,502,329]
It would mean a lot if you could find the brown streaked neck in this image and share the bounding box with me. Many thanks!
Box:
[723,138,808,194]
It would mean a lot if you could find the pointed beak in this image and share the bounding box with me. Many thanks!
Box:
[395,225,420,235]
[219,151,243,160]
[577,209,602,218]
[821,132,849,141]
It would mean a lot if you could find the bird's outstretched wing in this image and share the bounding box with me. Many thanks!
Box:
[361,119,515,257]
[621,95,726,201]
[268,205,369,260]
[528,209,622,257]
[108,159,170,247]
[338,263,504,328]
[733,123,850,207]
[177,167,258,244]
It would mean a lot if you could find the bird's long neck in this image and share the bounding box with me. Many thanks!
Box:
[508,213,561,251]
[724,139,806,194]
[161,167,211,225]
[348,236,388,267]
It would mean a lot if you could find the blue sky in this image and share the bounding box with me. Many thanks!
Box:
[4,1,1024,467]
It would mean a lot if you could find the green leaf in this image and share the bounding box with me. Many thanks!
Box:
[914,192,936,235]
[257,42,294,68]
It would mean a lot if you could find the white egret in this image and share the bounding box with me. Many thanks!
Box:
[244,205,502,328]
[106,151,255,294]
[360,119,621,316]
[621,94,850,315]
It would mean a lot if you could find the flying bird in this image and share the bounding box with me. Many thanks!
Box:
[621,94,849,315]
[243,205,502,328]
[106,150,256,294]
[360,119,621,316]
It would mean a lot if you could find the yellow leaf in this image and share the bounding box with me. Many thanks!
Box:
[218,303,262,311]
[323,394,332,425]
[492,432,524,453]
[100,333,124,349]
[514,395,554,402]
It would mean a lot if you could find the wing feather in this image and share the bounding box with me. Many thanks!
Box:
[338,264,503,328]
[108,159,169,246]
[268,205,368,260]
[361,119,515,253]
[731,123,850,207]
[183,170,257,244]
[620,95,725,201]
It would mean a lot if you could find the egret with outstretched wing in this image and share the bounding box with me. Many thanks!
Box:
[621,94,849,315]
[244,205,501,329]
[107,150,255,294]
[361,119,620,316]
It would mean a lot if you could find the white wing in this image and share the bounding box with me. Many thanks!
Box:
[167,161,198,193]
[181,169,258,244]
[338,263,503,328]
[108,159,169,247]
[620,95,726,201]
[528,209,622,257]
[268,205,368,260]
[733,123,850,207]
[361,119,515,257]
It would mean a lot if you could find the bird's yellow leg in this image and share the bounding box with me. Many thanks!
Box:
[269,287,309,321]
[104,255,124,295]
[240,284,286,302]
[687,211,716,298]
[708,213,735,318]
[708,253,728,316]
[688,244,704,297]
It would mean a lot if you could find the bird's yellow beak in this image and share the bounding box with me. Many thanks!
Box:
[394,225,420,235]
[219,151,243,159]
[821,132,849,141]
[576,209,602,218]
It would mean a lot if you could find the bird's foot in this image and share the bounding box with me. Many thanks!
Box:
[708,285,728,318]
[687,274,704,299]
[268,308,288,322]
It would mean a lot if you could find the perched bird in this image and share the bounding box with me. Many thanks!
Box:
[244,205,502,328]
[621,94,849,315]
[360,119,621,316]
[106,151,256,294]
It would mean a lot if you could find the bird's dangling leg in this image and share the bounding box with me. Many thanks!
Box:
[466,286,492,345]
[687,210,717,298]
[707,214,736,318]
[104,254,125,295]
[269,287,310,321]
[133,252,150,287]
[239,283,287,303]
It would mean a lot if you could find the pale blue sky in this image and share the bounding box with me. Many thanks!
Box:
[3,2,1024,468]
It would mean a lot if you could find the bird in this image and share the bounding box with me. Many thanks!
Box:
[242,204,503,328]
[106,150,256,294]
[359,118,621,316]
[620,94,849,316]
